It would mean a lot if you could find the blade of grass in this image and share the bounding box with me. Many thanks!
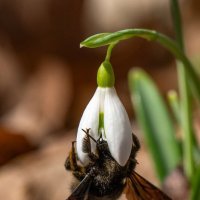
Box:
[129,68,181,182]
[177,62,195,180]
[191,165,200,200]
[170,0,195,180]
[170,0,184,50]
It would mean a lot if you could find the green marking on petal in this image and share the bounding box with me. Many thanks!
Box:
[97,61,115,87]
[99,112,104,130]
[98,112,106,138]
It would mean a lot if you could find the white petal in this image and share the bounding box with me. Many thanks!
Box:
[104,87,132,166]
[76,87,101,165]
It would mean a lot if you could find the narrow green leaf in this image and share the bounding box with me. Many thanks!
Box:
[178,62,195,180]
[191,165,200,200]
[129,68,181,181]
[170,0,184,50]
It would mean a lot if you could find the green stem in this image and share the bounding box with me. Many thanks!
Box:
[167,90,180,123]
[178,62,194,180]
[105,42,117,61]
[81,29,200,101]
[170,0,195,180]
[170,0,184,50]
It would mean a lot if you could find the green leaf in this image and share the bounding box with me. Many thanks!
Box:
[129,68,181,182]
[191,165,200,200]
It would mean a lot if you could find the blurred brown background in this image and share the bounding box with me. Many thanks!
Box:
[0,0,200,199]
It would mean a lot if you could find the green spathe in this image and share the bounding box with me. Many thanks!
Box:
[97,61,115,87]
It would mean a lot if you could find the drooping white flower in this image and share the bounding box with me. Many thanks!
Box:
[76,86,133,166]
[76,59,133,166]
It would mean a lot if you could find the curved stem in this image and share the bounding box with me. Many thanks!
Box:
[105,42,118,61]
[81,29,200,101]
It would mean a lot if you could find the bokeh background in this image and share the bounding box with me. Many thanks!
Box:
[0,0,200,199]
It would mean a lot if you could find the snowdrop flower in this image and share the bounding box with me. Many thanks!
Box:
[76,61,133,166]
